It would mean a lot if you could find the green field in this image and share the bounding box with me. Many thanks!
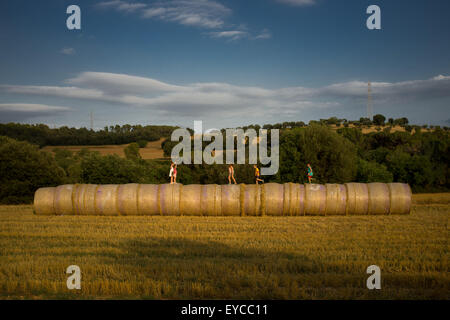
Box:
[0,197,448,299]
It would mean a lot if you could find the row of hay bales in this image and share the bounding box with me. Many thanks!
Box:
[34,183,411,216]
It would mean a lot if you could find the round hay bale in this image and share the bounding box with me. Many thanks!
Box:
[53,184,74,215]
[137,184,159,215]
[200,184,221,216]
[325,184,347,215]
[221,184,240,216]
[388,183,411,215]
[95,184,119,216]
[180,184,202,216]
[242,184,261,216]
[117,183,139,215]
[73,184,97,215]
[34,187,55,215]
[159,183,181,215]
[368,183,390,215]
[282,183,304,216]
[263,183,284,216]
[345,183,369,215]
[304,184,326,215]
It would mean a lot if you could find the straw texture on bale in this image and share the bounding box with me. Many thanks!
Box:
[95,184,119,216]
[117,184,139,216]
[180,184,201,216]
[367,183,390,215]
[34,187,56,215]
[345,183,369,215]
[159,183,181,215]
[54,184,74,215]
[242,184,261,216]
[200,184,221,216]
[221,184,241,216]
[304,184,327,215]
[34,182,412,216]
[325,184,347,215]
[388,183,412,215]
[137,184,159,215]
[263,183,284,216]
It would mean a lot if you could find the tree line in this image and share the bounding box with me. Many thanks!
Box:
[0,123,178,147]
[1,119,448,204]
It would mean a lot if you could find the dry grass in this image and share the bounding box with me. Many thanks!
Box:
[412,193,450,205]
[42,138,167,160]
[0,199,448,300]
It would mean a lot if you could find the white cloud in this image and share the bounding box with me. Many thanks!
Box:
[98,0,231,29]
[276,0,316,6]
[254,29,272,40]
[60,47,76,55]
[97,0,146,12]
[208,30,249,41]
[96,1,271,40]
[0,103,71,112]
[1,73,449,121]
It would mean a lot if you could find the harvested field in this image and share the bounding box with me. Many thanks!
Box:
[0,194,448,299]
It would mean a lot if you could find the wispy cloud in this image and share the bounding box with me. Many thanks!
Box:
[97,0,231,29]
[97,0,146,12]
[2,73,449,121]
[96,0,271,40]
[275,0,316,6]
[0,103,71,122]
[254,29,272,40]
[60,47,76,55]
[208,30,249,41]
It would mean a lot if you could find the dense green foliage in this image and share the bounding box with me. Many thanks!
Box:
[0,123,177,147]
[0,137,66,203]
[0,119,449,203]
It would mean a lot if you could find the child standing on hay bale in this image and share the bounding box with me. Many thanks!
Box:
[169,162,174,184]
[173,164,178,184]
[307,163,314,183]
[254,165,264,184]
[228,164,237,184]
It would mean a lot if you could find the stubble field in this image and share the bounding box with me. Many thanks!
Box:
[0,194,448,300]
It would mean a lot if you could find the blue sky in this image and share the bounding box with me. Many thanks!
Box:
[0,0,449,129]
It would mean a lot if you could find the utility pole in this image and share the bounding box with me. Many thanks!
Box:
[90,111,94,131]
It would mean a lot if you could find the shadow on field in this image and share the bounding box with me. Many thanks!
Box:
[95,237,365,299]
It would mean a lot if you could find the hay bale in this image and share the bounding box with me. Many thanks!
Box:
[117,183,139,215]
[180,184,201,216]
[137,184,159,215]
[345,183,369,215]
[73,184,97,215]
[159,183,181,215]
[263,183,284,216]
[95,184,119,216]
[388,183,411,214]
[221,184,240,216]
[201,184,221,216]
[325,184,347,215]
[282,183,304,216]
[242,184,261,216]
[304,184,326,215]
[34,182,412,216]
[54,184,74,215]
[34,187,55,215]
[368,183,390,215]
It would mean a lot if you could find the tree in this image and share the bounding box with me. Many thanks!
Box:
[277,125,358,183]
[0,136,66,203]
[373,114,386,126]
[124,142,141,160]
